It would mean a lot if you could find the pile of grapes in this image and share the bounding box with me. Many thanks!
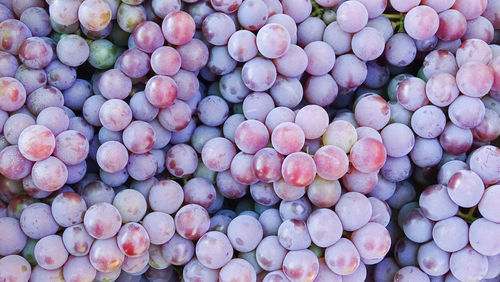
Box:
[0,0,499,280]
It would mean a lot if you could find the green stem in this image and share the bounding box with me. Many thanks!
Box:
[383,13,405,20]
[457,208,477,224]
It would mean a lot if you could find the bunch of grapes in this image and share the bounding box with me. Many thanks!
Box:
[0,0,499,281]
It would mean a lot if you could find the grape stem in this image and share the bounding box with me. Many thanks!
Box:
[457,206,477,224]
[311,0,325,18]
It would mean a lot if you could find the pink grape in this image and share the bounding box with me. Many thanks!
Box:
[313,145,349,181]
[281,152,316,187]
[271,122,305,156]
[89,237,125,273]
[404,5,439,40]
[336,0,368,33]
[162,11,195,45]
[234,120,269,154]
[84,202,122,239]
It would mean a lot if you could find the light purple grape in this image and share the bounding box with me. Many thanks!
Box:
[469,218,500,256]
[34,235,68,270]
[324,238,360,275]
[0,255,31,282]
[195,231,233,269]
[161,233,194,266]
[62,224,94,257]
[449,246,488,281]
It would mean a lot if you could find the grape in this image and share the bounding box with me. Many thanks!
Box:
[183,258,219,282]
[352,27,385,61]
[128,92,159,122]
[62,224,94,256]
[227,214,263,252]
[335,192,372,231]
[84,202,122,240]
[96,141,129,173]
[202,12,235,46]
[227,30,258,63]
[322,120,358,153]
[394,237,419,267]
[98,70,131,100]
[472,108,500,141]
[118,48,151,79]
[264,107,294,134]
[469,145,500,185]
[89,237,125,273]
[410,137,443,168]
[417,241,450,276]
[438,122,473,155]
[242,92,275,123]
[230,152,258,185]
[281,0,311,23]
[449,246,488,281]
[385,33,417,67]
[373,258,398,282]
[396,77,428,111]
[435,9,467,42]
[176,39,209,72]
[269,76,303,108]
[237,0,268,31]
[470,218,500,255]
[0,217,27,256]
[48,0,79,26]
[297,17,325,47]
[304,74,338,107]
[217,170,249,199]
[16,125,54,162]
[447,169,485,208]
[331,54,367,89]
[36,107,69,136]
[34,235,68,270]
[352,222,391,262]
[0,51,18,78]
[452,0,487,19]
[403,208,434,243]
[323,238,360,276]
[380,123,414,158]
[234,120,269,154]
[354,94,390,130]
[394,266,430,282]
[336,1,368,33]
[0,77,27,112]
[150,47,180,76]
[305,209,342,248]
[304,41,335,76]
[174,204,210,240]
[242,57,277,92]
[161,233,194,265]
[207,46,237,76]
[219,258,257,282]
[254,236,287,272]
[218,70,250,104]
[18,37,52,70]
[281,152,316,187]
[323,21,352,55]
[184,177,216,208]
[456,62,493,98]
[369,197,391,227]
[173,70,198,101]
[419,184,458,221]
[30,266,64,281]
[191,126,222,154]
[161,10,195,45]
[282,249,319,281]
[148,180,183,214]
[457,40,493,68]
[116,222,150,257]
[411,105,446,138]
[424,73,459,107]
[405,5,440,40]
[112,189,147,223]
[53,130,89,165]
[0,255,31,282]
[197,95,229,127]
[0,146,33,181]
[62,256,96,281]
[50,192,86,227]
[141,212,174,245]
[350,138,386,173]
[0,19,32,55]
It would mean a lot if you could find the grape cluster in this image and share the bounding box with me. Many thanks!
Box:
[0,0,499,281]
